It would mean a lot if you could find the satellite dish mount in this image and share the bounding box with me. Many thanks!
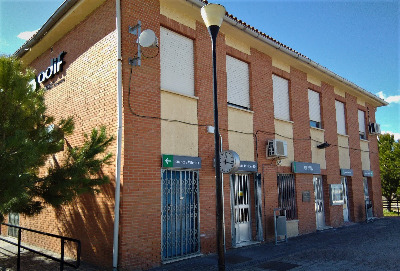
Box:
[128,21,159,66]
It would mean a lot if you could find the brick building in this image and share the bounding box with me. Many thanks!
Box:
[1,0,387,270]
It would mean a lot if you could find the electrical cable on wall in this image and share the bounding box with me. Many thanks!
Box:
[127,66,378,155]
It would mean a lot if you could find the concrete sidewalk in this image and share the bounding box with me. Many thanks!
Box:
[150,217,400,271]
[1,217,400,270]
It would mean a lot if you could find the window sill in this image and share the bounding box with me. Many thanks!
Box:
[161,89,199,100]
[227,104,254,114]
[310,126,325,132]
[274,118,294,124]
[337,133,349,137]
[360,138,369,143]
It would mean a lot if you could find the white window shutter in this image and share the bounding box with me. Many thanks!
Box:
[308,89,321,123]
[358,110,366,134]
[160,27,194,96]
[226,55,250,109]
[335,100,346,134]
[272,75,290,121]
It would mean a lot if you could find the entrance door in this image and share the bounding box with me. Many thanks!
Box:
[363,177,373,219]
[8,213,19,238]
[231,174,251,246]
[341,177,350,222]
[161,169,200,262]
[313,176,326,230]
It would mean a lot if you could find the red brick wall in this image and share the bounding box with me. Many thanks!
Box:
[118,0,162,269]
[5,0,385,270]
[345,93,365,221]
[320,83,343,227]
[250,48,277,241]
[366,104,383,217]
[5,0,118,268]
[290,67,311,163]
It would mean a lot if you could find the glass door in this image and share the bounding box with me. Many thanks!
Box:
[313,176,325,230]
[341,177,350,222]
[231,174,251,246]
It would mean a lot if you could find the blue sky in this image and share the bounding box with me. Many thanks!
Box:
[0,0,399,139]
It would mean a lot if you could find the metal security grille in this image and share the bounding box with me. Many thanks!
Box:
[341,177,350,222]
[277,174,297,220]
[313,175,326,229]
[231,174,251,245]
[232,174,250,224]
[161,169,200,262]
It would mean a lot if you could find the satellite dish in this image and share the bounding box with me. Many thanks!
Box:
[138,29,158,48]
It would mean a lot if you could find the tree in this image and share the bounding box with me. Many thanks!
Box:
[0,56,113,222]
[378,133,400,212]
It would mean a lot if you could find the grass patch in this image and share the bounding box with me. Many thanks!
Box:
[383,209,400,216]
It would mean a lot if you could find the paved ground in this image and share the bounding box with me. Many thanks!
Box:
[1,217,400,270]
[150,217,400,271]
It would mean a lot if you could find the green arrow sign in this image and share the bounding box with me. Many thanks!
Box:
[162,154,174,168]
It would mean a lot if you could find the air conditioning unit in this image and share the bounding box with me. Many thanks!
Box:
[267,140,288,158]
[368,123,381,135]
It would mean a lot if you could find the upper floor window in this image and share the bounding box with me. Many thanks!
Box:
[160,27,194,96]
[308,89,321,128]
[335,100,346,135]
[226,55,250,109]
[358,110,366,140]
[272,75,290,121]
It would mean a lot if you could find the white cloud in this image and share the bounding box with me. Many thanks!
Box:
[17,30,39,41]
[376,91,400,104]
[381,131,400,141]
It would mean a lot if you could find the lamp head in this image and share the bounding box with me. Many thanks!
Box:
[201,3,226,28]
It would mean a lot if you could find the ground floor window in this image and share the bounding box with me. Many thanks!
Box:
[8,213,19,238]
[161,169,200,262]
[277,174,297,220]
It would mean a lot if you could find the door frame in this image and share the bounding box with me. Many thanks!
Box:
[161,169,200,262]
[341,177,350,222]
[313,175,326,230]
[230,173,252,247]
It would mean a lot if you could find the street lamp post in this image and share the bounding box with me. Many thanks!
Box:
[201,4,226,271]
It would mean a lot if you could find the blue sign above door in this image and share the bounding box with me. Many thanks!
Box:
[292,161,321,174]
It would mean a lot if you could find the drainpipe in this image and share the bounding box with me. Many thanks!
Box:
[113,0,122,270]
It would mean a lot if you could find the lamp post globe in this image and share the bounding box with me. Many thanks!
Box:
[201,4,226,28]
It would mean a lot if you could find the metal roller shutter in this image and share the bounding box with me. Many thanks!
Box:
[335,100,346,135]
[226,55,250,109]
[160,27,194,96]
[272,75,290,121]
[358,110,366,136]
[308,89,321,123]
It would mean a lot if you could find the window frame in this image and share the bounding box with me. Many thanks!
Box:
[308,89,322,129]
[335,100,346,135]
[226,55,250,110]
[272,74,291,121]
[160,27,195,96]
[358,109,367,140]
